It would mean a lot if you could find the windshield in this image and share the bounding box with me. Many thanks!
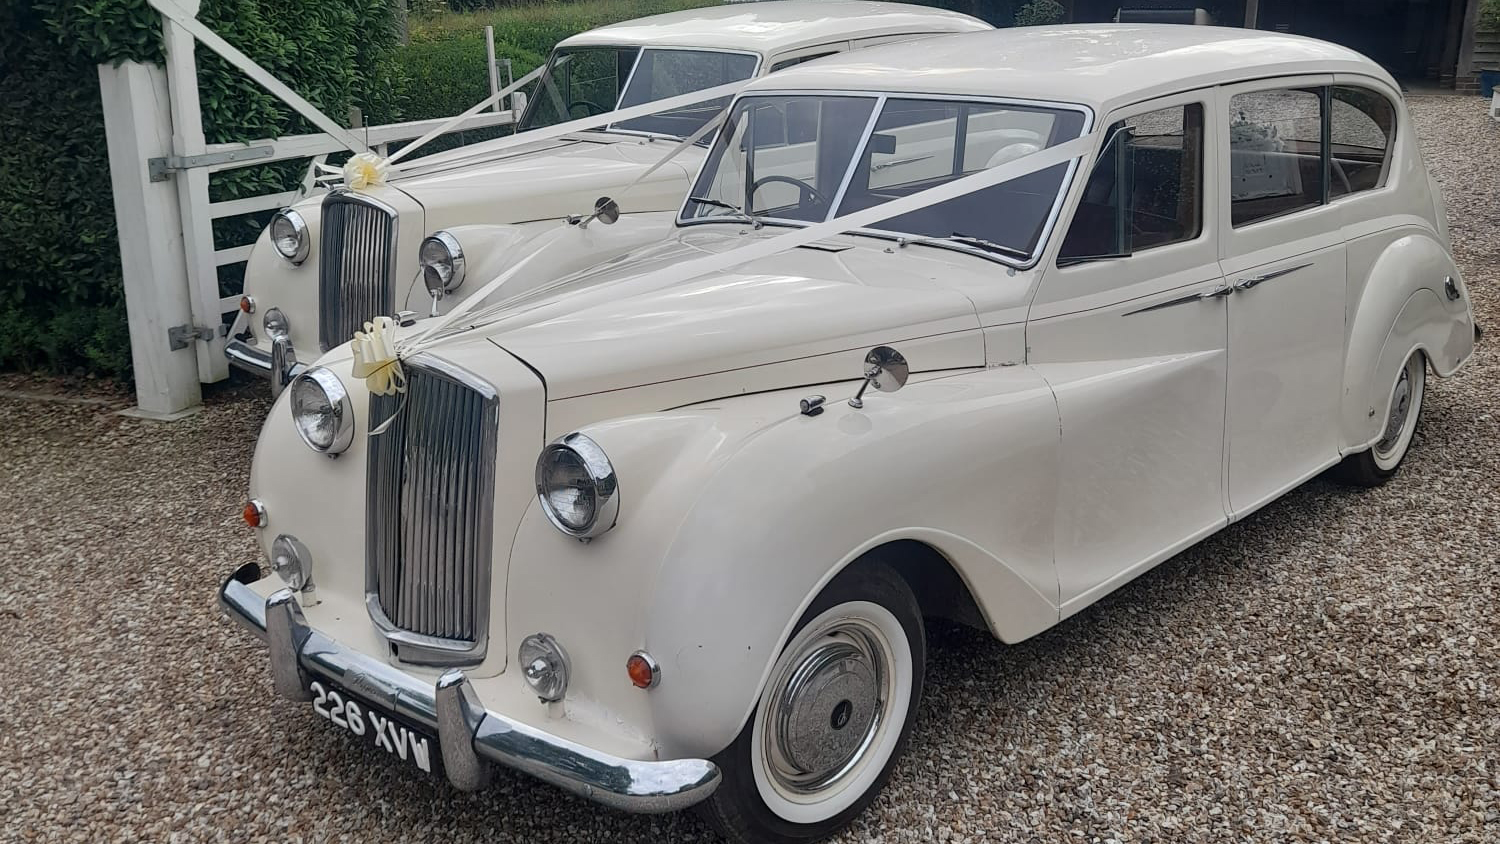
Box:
[683,94,1090,261]
[520,46,758,137]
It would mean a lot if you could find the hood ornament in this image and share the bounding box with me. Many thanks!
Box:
[848,346,909,409]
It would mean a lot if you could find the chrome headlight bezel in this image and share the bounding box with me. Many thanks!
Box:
[420,231,466,296]
[289,367,354,455]
[262,306,290,340]
[534,433,619,539]
[269,208,310,265]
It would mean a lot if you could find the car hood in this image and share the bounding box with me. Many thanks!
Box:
[392,135,701,227]
[433,228,996,410]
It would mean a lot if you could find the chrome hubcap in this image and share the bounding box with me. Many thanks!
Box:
[1376,364,1413,456]
[764,620,889,794]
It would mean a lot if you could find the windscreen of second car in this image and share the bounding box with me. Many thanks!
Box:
[520,46,758,138]
[683,95,1089,261]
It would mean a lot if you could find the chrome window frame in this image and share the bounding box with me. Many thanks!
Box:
[675,89,1095,271]
[364,353,500,667]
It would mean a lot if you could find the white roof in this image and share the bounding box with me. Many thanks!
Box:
[750,25,1396,113]
[558,1,991,55]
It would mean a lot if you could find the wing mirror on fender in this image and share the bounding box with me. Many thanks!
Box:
[848,346,909,409]
[574,196,621,229]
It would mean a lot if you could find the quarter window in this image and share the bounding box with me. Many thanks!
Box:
[1329,86,1395,198]
[1229,88,1325,227]
[1057,103,1204,264]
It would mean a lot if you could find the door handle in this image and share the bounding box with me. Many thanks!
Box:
[1235,262,1313,291]
[1199,284,1234,299]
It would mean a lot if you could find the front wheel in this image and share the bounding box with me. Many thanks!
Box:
[1334,350,1426,487]
[700,562,925,844]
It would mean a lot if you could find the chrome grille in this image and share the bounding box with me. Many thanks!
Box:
[366,356,498,663]
[319,191,397,351]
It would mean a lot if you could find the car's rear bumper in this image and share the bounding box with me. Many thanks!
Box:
[218,564,720,813]
[224,338,305,397]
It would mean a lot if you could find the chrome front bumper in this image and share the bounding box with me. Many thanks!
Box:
[224,337,305,397]
[218,565,720,812]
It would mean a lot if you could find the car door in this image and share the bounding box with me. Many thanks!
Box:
[1026,92,1229,613]
[1216,78,1348,515]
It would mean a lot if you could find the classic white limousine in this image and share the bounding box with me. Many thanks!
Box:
[220,26,1476,844]
[224,0,989,394]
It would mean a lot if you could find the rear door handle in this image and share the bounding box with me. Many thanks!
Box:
[1235,262,1313,291]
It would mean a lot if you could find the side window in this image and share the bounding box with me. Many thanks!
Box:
[1057,103,1204,264]
[1229,88,1324,227]
[1329,86,1396,198]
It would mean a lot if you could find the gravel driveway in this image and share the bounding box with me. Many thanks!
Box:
[2,95,1496,843]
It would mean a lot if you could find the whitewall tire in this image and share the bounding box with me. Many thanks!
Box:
[700,561,925,844]
[1336,351,1426,487]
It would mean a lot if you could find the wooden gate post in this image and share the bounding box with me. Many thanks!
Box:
[98,61,203,418]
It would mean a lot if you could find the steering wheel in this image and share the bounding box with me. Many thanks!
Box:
[568,99,608,118]
[751,175,829,209]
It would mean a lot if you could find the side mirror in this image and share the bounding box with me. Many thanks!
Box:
[848,346,908,408]
[590,196,620,226]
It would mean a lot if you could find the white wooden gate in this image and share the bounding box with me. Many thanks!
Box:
[100,0,518,417]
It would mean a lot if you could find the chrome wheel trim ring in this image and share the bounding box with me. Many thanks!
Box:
[750,601,913,824]
[1374,354,1424,470]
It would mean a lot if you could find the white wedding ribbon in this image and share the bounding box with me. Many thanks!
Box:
[399,131,1100,356]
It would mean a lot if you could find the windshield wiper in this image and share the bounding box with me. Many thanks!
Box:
[897,232,1030,261]
[688,195,763,229]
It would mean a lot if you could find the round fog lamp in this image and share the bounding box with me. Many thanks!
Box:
[519,633,570,702]
[534,433,619,539]
[269,209,310,265]
[289,367,354,455]
[270,534,312,590]
[262,307,290,340]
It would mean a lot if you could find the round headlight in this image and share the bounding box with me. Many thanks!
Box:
[269,209,310,264]
[535,433,619,539]
[420,231,466,296]
[262,307,290,340]
[289,367,354,455]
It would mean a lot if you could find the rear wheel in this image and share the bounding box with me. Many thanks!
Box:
[1335,351,1425,487]
[700,562,925,844]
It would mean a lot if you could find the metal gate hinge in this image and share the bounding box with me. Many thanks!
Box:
[168,323,221,351]
[149,145,274,182]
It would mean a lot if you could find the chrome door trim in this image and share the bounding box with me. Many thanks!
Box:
[1123,283,1233,316]
[1234,262,1314,291]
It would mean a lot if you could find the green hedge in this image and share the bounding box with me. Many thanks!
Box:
[0,0,403,379]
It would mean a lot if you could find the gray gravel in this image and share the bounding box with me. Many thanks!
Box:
[2,94,1498,843]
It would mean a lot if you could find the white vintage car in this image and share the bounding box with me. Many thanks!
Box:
[220,25,1476,844]
[224,0,989,394]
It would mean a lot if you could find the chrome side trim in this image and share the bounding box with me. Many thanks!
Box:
[1234,262,1314,291]
[1123,283,1233,316]
[217,577,721,813]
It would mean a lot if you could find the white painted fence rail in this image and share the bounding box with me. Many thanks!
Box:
[100,0,518,417]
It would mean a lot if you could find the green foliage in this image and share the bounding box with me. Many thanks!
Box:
[397,0,717,120]
[1481,0,1500,32]
[1012,0,1065,27]
[0,0,405,379]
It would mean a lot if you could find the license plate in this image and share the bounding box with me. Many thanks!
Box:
[309,679,436,774]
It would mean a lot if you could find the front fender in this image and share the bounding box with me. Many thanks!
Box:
[1341,233,1474,450]
[503,367,1063,759]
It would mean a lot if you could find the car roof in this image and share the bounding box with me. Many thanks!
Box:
[748,25,1397,113]
[558,1,991,55]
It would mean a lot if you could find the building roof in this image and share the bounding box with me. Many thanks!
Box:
[750,25,1397,113]
[558,1,991,55]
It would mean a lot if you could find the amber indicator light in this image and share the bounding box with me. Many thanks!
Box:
[241,501,264,528]
[626,653,656,689]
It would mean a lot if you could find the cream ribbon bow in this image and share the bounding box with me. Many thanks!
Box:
[350,316,406,396]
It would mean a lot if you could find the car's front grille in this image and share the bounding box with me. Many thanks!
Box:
[366,357,498,663]
[319,191,397,351]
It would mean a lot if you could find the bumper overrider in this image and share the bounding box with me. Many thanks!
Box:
[218,564,721,812]
[225,337,305,397]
